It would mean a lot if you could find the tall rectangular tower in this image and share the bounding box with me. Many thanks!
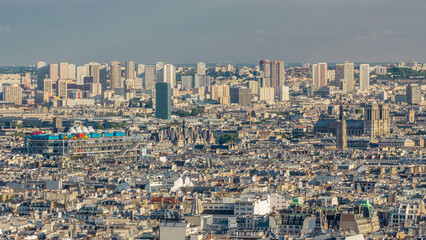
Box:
[111,63,122,92]
[144,65,155,90]
[406,84,421,105]
[76,66,88,85]
[49,64,59,82]
[90,64,100,84]
[359,64,370,90]
[57,79,68,99]
[270,61,285,94]
[335,64,344,85]
[43,79,53,96]
[36,61,48,90]
[313,62,328,89]
[344,61,355,92]
[312,64,318,88]
[68,64,76,80]
[59,62,69,80]
[337,61,355,92]
[230,87,252,106]
[125,61,135,80]
[260,60,271,88]
[155,62,165,83]
[162,64,176,87]
[155,82,171,119]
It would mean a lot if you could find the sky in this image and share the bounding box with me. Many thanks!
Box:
[0,0,426,66]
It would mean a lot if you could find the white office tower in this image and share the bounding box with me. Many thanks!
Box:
[144,65,155,90]
[344,61,355,92]
[162,64,176,87]
[125,61,135,80]
[110,62,122,92]
[278,85,290,101]
[89,64,101,84]
[312,64,318,88]
[259,87,275,104]
[49,64,59,82]
[76,66,88,85]
[59,62,69,80]
[312,62,328,89]
[337,61,355,92]
[68,64,76,80]
[197,62,206,75]
[270,61,285,94]
[155,62,165,83]
[3,84,23,105]
[36,61,48,90]
[248,80,259,95]
[137,64,146,76]
[359,64,370,90]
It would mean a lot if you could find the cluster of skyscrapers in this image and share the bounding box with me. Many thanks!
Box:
[312,61,370,93]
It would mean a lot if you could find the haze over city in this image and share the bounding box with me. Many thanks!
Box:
[1,0,426,65]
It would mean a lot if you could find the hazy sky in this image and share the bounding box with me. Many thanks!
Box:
[1,0,425,65]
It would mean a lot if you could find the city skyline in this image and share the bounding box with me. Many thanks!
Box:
[1,0,426,65]
[0,0,425,239]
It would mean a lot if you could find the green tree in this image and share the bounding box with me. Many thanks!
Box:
[218,133,237,145]
[190,108,202,116]
[173,110,191,117]
[168,121,182,126]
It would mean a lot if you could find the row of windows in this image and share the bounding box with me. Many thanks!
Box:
[392,215,415,220]
[235,208,253,211]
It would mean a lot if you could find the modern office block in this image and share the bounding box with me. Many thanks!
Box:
[155,82,171,119]
[230,87,252,106]
[360,64,370,90]
[406,84,421,105]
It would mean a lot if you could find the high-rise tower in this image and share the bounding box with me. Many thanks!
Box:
[144,65,155,90]
[406,84,421,105]
[155,82,171,119]
[49,64,59,82]
[270,61,285,94]
[36,61,48,90]
[359,64,370,90]
[312,62,328,89]
[260,60,271,88]
[59,62,69,80]
[111,62,122,92]
[337,61,354,92]
[125,61,135,80]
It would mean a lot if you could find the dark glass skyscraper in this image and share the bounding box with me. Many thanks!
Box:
[155,82,171,119]
[230,87,252,106]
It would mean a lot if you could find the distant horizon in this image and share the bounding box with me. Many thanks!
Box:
[0,61,420,68]
[1,0,426,65]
